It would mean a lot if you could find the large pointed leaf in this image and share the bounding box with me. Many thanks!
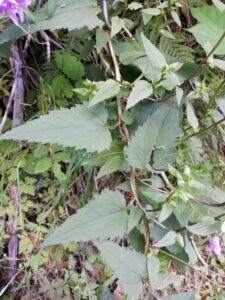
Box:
[0,0,103,44]
[95,241,146,300]
[189,5,225,55]
[0,104,112,153]
[141,33,166,68]
[126,105,179,169]
[42,190,129,247]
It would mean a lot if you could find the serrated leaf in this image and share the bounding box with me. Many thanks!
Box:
[55,52,84,80]
[89,80,121,107]
[189,6,225,55]
[42,190,129,247]
[0,0,103,44]
[95,241,146,300]
[141,33,166,68]
[154,231,177,247]
[126,105,179,169]
[0,104,112,153]
[126,80,153,110]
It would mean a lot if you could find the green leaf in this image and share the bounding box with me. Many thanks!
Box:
[159,203,173,223]
[89,80,121,107]
[97,155,123,178]
[96,28,109,53]
[34,158,52,174]
[214,58,225,71]
[111,17,125,38]
[139,187,167,205]
[95,241,146,300]
[141,33,166,68]
[162,292,196,300]
[0,0,103,44]
[189,5,225,55]
[187,216,219,236]
[0,104,112,153]
[184,234,198,264]
[142,8,160,24]
[186,100,199,130]
[154,231,177,247]
[48,0,57,17]
[147,254,180,289]
[126,80,153,110]
[86,141,124,178]
[52,75,73,98]
[126,105,179,169]
[127,207,142,233]
[42,190,129,247]
[212,0,225,12]
[55,52,84,80]
[53,161,67,181]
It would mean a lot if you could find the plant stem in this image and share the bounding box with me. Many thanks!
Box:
[122,0,128,18]
[180,115,225,143]
[102,0,150,256]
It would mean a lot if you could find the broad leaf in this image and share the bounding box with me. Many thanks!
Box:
[86,141,124,178]
[89,79,121,107]
[42,190,129,247]
[189,6,225,55]
[0,104,112,153]
[154,231,177,247]
[187,216,219,236]
[95,241,146,300]
[0,0,103,44]
[111,17,125,38]
[55,52,84,80]
[141,33,166,68]
[126,80,153,110]
[126,105,179,169]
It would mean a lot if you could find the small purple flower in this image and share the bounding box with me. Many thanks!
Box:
[113,0,118,5]
[208,236,222,256]
[0,0,32,25]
